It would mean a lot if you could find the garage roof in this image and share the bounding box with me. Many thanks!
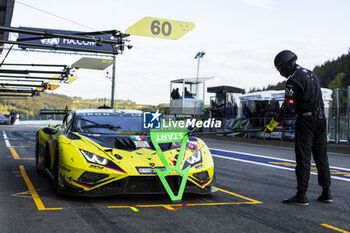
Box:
[0,0,15,54]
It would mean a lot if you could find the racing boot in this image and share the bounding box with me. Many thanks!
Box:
[282,191,308,206]
[317,188,333,203]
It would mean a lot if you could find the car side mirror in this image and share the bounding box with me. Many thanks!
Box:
[43,127,58,135]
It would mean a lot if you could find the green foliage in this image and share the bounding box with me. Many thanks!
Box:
[250,51,350,93]
[313,53,350,88]
[264,80,286,91]
[248,87,259,93]
[248,80,286,93]
[157,103,170,108]
[0,93,73,115]
[328,72,345,89]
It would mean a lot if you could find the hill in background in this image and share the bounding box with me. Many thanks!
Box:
[314,52,350,89]
[0,92,164,115]
[249,51,350,92]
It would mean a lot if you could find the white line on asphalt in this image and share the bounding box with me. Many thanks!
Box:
[210,149,350,183]
[210,147,350,171]
[205,138,295,151]
[212,154,295,171]
[2,131,11,147]
[205,138,349,156]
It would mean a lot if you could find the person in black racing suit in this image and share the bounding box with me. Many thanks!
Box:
[263,50,332,205]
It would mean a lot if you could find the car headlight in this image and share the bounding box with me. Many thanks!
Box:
[182,150,202,169]
[80,150,108,165]
[186,150,202,164]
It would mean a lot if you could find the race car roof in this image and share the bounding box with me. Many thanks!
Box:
[74,109,143,115]
[207,85,244,94]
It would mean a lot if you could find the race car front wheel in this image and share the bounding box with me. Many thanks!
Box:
[53,147,60,192]
[35,140,42,174]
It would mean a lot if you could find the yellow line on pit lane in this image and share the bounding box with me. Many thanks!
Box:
[9,147,20,160]
[163,205,174,210]
[213,186,262,204]
[15,167,262,211]
[19,165,62,211]
[108,202,260,210]
[3,130,21,160]
[108,186,262,210]
[321,224,350,233]
[130,207,139,212]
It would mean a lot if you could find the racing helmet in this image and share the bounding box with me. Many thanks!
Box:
[274,50,298,78]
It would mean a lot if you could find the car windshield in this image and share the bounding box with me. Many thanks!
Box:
[74,112,147,134]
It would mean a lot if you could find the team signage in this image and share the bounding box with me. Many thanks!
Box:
[126,17,195,40]
[17,27,114,53]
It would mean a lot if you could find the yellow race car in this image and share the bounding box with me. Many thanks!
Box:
[36,109,215,196]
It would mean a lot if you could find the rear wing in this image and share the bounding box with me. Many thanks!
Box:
[39,108,71,115]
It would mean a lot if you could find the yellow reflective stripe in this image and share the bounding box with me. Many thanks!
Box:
[320,224,350,233]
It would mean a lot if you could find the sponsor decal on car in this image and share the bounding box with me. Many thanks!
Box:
[134,141,150,148]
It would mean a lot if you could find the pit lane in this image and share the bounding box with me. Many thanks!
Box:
[1,124,350,233]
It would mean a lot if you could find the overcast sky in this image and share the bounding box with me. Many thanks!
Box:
[2,0,350,105]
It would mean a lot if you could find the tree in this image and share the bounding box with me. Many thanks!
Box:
[328,72,345,90]
[313,53,350,88]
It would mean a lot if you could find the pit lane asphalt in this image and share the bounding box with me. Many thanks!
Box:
[0,124,349,233]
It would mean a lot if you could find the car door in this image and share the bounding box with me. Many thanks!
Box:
[49,112,74,170]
